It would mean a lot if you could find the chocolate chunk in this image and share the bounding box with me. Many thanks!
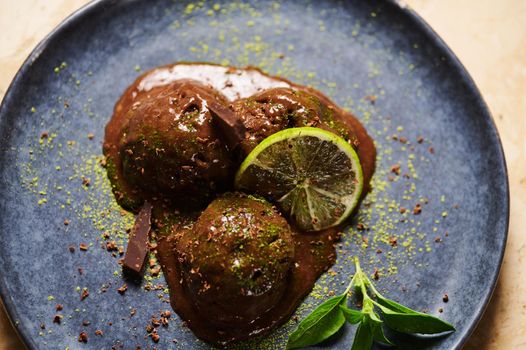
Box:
[123,202,153,281]
[208,101,246,151]
[80,288,89,300]
[117,284,127,295]
[78,331,88,343]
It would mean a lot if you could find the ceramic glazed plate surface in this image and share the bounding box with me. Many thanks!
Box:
[0,1,508,349]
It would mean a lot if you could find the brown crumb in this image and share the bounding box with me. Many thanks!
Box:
[81,288,89,301]
[82,320,91,326]
[161,310,171,318]
[376,249,382,254]
[53,315,62,324]
[364,95,377,104]
[399,207,407,214]
[87,133,94,140]
[55,304,63,311]
[151,331,160,343]
[40,131,49,139]
[82,177,91,187]
[117,284,127,295]
[399,136,408,144]
[63,219,70,226]
[79,243,89,251]
[413,203,422,215]
[390,164,401,175]
[95,329,103,336]
[151,317,161,328]
[106,241,117,251]
[150,266,161,276]
[356,222,366,230]
[149,258,157,268]
[373,268,380,280]
[40,323,46,329]
[78,332,88,343]
[438,308,444,313]
[389,236,397,247]
[428,146,435,154]
[130,308,137,317]
[435,236,442,243]
[443,294,449,303]
[417,136,424,143]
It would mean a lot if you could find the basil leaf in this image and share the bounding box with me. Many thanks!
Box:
[351,322,373,350]
[376,294,418,314]
[377,303,455,334]
[365,313,393,345]
[286,293,347,349]
[339,305,363,324]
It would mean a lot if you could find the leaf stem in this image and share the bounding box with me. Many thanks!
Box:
[353,257,385,300]
[344,257,363,295]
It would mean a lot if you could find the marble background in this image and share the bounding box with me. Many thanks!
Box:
[0,0,524,349]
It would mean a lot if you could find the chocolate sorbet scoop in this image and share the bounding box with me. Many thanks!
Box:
[175,192,294,327]
[103,79,234,210]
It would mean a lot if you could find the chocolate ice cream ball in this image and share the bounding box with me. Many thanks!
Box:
[231,87,360,153]
[103,79,234,210]
[176,192,294,326]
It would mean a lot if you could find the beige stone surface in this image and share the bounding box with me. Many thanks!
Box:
[0,1,525,349]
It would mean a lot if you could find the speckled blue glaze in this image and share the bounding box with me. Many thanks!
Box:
[0,1,508,349]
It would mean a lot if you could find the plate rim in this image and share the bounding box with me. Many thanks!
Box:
[0,1,509,349]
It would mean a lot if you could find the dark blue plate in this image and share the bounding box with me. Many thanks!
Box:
[0,1,508,349]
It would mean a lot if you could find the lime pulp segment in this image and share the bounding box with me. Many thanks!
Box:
[235,127,364,231]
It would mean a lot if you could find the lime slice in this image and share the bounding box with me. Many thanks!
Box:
[235,127,363,232]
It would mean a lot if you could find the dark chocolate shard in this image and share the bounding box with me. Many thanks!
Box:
[123,201,153,281]
[209,101,246,151]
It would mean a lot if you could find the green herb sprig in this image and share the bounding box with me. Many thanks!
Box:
[286,258,455,349]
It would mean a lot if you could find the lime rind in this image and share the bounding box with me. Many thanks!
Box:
[235,127,364,231]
